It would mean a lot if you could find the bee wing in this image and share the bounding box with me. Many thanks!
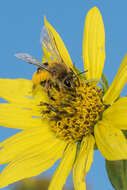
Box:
[40,26,63,63]
[14,53,44,68]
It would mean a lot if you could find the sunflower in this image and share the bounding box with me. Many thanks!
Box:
[0,6,127,190]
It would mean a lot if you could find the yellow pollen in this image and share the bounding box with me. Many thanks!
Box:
[39,80,105,142]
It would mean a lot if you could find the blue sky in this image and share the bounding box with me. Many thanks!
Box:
[0,0,127,190]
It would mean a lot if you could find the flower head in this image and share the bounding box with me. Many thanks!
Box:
[0,7,127,190]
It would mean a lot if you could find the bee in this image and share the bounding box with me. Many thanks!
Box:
[15,25,81,96]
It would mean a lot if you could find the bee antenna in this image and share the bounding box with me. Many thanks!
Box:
[73,70,88,79]
[77,70,88,76]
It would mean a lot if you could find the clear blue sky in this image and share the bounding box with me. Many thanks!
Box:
[0,0,127,190]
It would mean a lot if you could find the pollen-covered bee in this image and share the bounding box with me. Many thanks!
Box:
[15,25,80,95]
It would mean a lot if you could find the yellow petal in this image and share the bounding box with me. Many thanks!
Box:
[83,7,105,81]
[0,123,55,164]
[32,83,48,103]
[103,97,127,129]
[49,143,77,190]
[42,46,53,64]
[0,138,67,188]
[103,54,127,104]
[44,17,74,71]
[73,135,95,190]
[0,103,43,129]
[94,121,127,160]
[0,79,33,105]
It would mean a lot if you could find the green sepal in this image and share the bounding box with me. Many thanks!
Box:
[94,143,98,150]
[106,159,127,190]
[101,73,109,93]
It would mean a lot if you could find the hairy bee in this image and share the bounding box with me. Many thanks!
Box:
[15,53,79,93]
[15,26,80,95]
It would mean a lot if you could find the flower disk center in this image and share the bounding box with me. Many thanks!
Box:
[41,80,104,142]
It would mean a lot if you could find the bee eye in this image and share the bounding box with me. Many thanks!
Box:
[64,79,71,87]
